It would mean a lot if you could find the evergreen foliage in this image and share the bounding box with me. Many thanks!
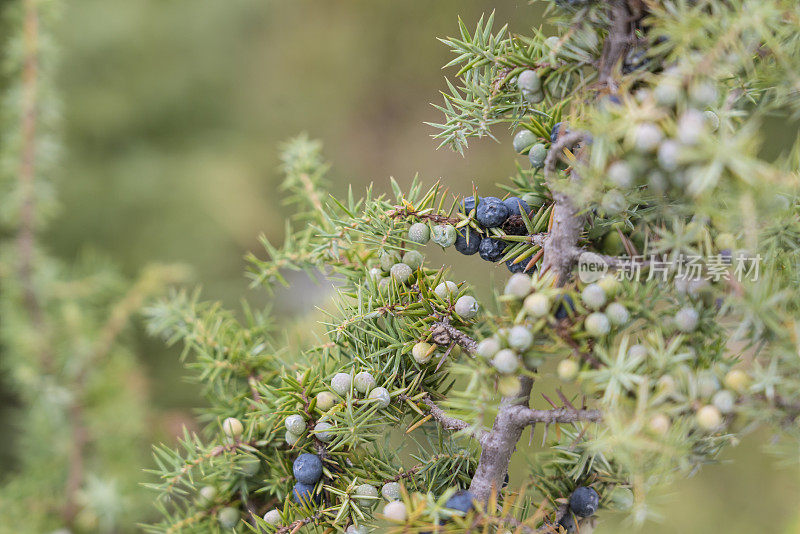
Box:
[133,0,799,532]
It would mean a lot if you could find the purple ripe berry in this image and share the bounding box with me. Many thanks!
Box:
[478,237,507,262]
[503,197,530,217]
[293,482,320,505]
[554,294,575,320]
[550,122,568,143]
[475,197,510,228]
[445,490,475,514]
[454,227,482,255]
[506,257,535,274]
[293,453,323,485]
[569,486,599,517]
[461,196,478,213]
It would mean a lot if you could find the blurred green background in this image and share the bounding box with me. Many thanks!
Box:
[45,1,799,531]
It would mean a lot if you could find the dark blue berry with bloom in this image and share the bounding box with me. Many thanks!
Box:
[475,197,510,228]
[454,227,482,255]
[479,237,507,262]
[554,294,575,320]
[293,453,323,485]
[506,257,535,274]
[461,196,478,213]
[445,490,475,514]
[503,197,530,217]
[293,482,320,504]
[569,486,599,517]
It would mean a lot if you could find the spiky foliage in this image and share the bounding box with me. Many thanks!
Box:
[145,1,800,533]
[0,1,183,532]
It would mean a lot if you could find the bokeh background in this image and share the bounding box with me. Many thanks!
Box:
[37,0,800,531]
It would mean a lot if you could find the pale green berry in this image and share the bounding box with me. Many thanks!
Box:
[285,414,307,435]
[238,454,261,477]
[380,250,401,271]
[316,391,336,411]
[408,223,430,244]
[581,283,607,310]
[690,81,717,106]
[197,485,217,506]
[222,417,244,438]
[724,369,750,393]
[383,500,407,522]
[654,79,680,106]
[217,507,239,528]
[498,375,522,397]
[314,422,335,442]
[492,349,519,374]
[377,277,391,293]
[285,430,301,446]
[455,295,479,319]
[597,276,620,297]
[657,375,677,395]
[434,280,458,299]
[557,359,580,381]
[346,526,369,534]
[712,390,736,413]
[507,325,533,351]
[601,189,627,215]
[476,337,501,359]
[354,371,376,394]
[697,372,720,398]
[331,372,352,396]
[545,35,560,52]
[695,405,722,431]
[610,487,634,512]
[381,482,402,501]
[355,484,379,508]
[523,352,544,369]
[648,413,671,435]
[606,302,629,325]
[715,232,736,251]
[431,224,457,247]
[627,344,647,360]
[523,293,550,317]
[390,262,413,284]
[369,386,391,408]
[658,140,681,171]
[513,129,537,153]
[607,161,634,188]
[585,312,610,336]
[634,122,663,152]
[523,88,544,104]
[528,143,548,168]
[263,509,281,525]
[402,250,424,270]
[703,110,720,131]
[674,307,699,332]
[518,69,542,93]
[368,267,382,280]
[677,109,705,145]
[504,273,531,298]
[411,342,434,364]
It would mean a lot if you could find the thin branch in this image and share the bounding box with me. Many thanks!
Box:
[509,406,603,427]
[430,319,478,353]
[421,395,475,433]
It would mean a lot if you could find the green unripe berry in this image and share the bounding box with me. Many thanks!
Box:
[411,342,434,364]
[314,422,335,442]
[518,69,542,93]
[355,484,379,508]
[383,500,407,522]
[703,110,720,131]
[695,405,722,431]
[346,526,369,534]
[408,223,430,244]
[369,386,391,408]
[285,430,301,446]
[601,189,627,215]
[528,143,548,168]
[597,276,621,297]
[715,232,736,251]
[390,262,413,284]
[476,337,501,359]
[402,250,424,271]
[331,372,352,396]
[674,306,699,333]
[368,267,382,280]
[627,344,647,360]
[498,375,522,397]
[607,161,634,188]
[581,283,607,310]
[724,369,750,393]
[285,414,307,435]
[513,130,537,153]
[697,372,720,398]
[507,325,533,351]
[648,413,671,435]
[263,509,281,525]
[522,88,545,104]
[504,273,531,299]
[379,250,402,272]
[523,293,550,317]
[654,79,681,106]
[712,390,736,413]
[316,391,336,411]
[218,507,240,529]
[492,349,519,374]
[455,295,479,319]
[197,485,217,506]
[657,375,677,395]
[610,487,634,512]
[557,359,580,381]
[690,81,717,106]
[238,454,261,477]
[584,312,611,336]
[434,280,458,299]
[634,122,663,152]
[354,371,376,394]
[381,482,402,501]
[605,302,629,325]
[431,224,457,247]
[222,417,244,438]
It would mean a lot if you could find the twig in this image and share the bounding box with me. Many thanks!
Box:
[430,319,478,353]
